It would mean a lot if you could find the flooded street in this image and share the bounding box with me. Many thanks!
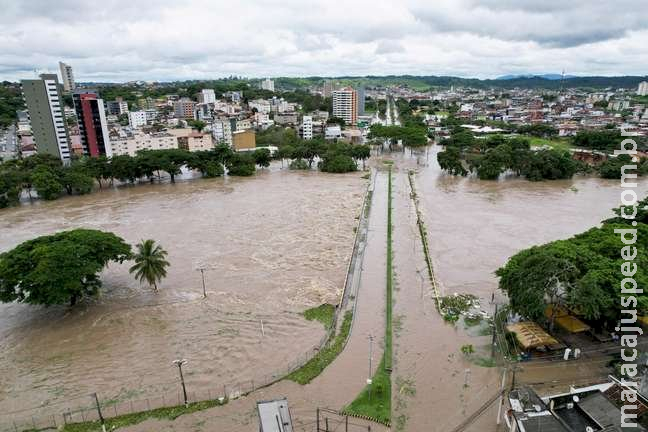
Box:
[0,165,366,418]
[387,146,648,432]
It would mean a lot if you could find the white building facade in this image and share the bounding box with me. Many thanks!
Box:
[128,111,147,128]
[302,115,313,140]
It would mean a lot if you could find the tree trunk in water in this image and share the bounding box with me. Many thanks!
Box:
[70,294,78,306]
[170,174,175,183]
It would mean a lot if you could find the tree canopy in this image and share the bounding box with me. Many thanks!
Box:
[497,203,648,326]
[0,229,132,306]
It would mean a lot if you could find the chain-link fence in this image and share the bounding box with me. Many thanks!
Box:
[3,329,331,431]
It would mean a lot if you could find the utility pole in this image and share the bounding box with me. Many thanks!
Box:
[173,359,188,407]
[92,393,106,432]
[199,268,206,298]
[368,334,374,402]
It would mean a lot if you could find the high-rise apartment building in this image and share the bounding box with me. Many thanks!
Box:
[638,81,648,96]
[73,90,112,157]
[21,74,71,161]
[261,78,275,92]
[174,99,197,119]
[106,97,129,115]
[199,89,216,104]
[301,115,313,140]
[332,87,358,125]
[128,111,147,128]
[58,61,75,92]
[323,80,335,97]
[356,86,365,115]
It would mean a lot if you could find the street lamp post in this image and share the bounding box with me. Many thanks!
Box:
[91,393,106,432]
[173,359,188,407]
[199,268,206,298]
[368,334,374,402]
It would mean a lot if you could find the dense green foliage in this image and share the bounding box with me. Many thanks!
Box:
[438,132,577,181]
[572,130,623,151]
[598,154,648,179]
[0,146,241,208]
[0,229,132,305]
[129,240,170,292]
[226,153,256,176]
[497,201,648,326]
[0,81,25,128]
[516,124,558,137]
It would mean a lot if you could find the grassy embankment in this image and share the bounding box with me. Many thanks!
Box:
[526,136,573,152]
[287,309,353,384]
[60,399,227,432]
[343,168,393,426]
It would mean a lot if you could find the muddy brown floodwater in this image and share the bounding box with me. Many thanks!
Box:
[387,147,648,432]
[0,166,366,418]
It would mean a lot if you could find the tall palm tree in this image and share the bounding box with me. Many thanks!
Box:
[129,239,170,292]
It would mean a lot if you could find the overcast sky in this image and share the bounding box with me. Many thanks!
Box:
[1,0,647,82]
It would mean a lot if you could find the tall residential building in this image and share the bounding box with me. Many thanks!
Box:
[356,86,365,115]
[128,111,147,128]
[21,74,71,161]
[58,62,75,92]
[638,81,648,96]
[73,90,112,157]
[261,78,275,92]
[323,80,335,97]
[199,89,216,104]
[106,97,129,115]
[301,115,313,140]
[332,87,358,125]
[174,99,197,119]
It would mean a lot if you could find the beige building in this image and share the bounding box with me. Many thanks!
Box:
[111,132,178,156]
[168,128,214,152]
[232,129,256,151]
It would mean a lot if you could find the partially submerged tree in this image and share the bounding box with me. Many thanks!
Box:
[129,239,170,292]
[0,229,132,306]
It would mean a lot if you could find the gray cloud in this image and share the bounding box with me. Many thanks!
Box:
[0,0,646,81]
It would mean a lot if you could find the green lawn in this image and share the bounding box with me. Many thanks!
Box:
[286,311,353,384]
[303,303,336,330]
[526,136,573,151]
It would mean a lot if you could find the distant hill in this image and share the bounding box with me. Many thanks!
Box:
[496,73,577,81]
[276,75,648,91]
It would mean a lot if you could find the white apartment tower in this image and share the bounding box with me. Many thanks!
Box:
[301,116,313,140]
[58,61,75,92]
[332,87,358,125]
[21,74,71,161]
[199,89,216,104]
[261,78,275,92]
[128,111,147,128]
[638,81,648,97]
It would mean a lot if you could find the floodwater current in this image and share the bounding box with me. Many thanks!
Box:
[0,166,366,417]
[2,148,648,431]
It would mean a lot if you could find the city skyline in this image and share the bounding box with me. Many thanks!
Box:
[1,0,647,82]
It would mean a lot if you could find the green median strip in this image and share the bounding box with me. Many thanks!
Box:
[287,310,353,385]
[342,358,392,425]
